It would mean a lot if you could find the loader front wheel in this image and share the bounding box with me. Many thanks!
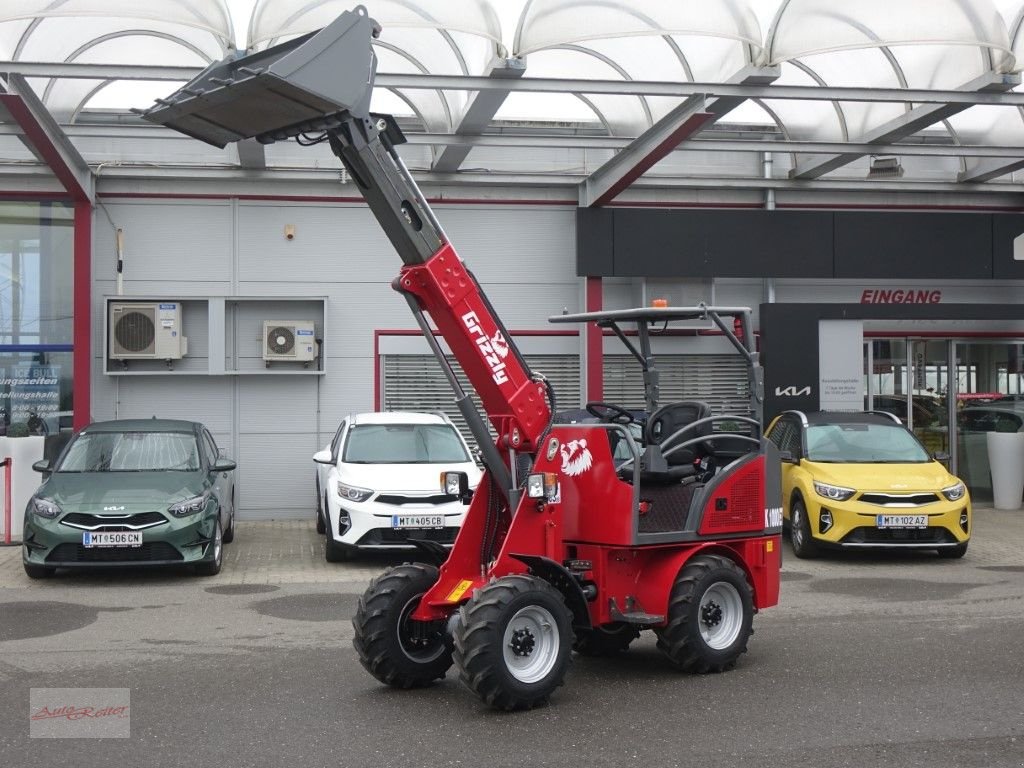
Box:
[454,575,573,711]
[655,553,753,674]
[353,563,452,688]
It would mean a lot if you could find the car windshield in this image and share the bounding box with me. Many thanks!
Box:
[343,424,469,464]
[805,423,930,463]
[57,431,201,472]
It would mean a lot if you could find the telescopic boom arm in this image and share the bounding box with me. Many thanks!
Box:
[139,6,553,493]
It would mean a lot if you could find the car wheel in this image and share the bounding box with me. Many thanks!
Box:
[23,562,55,579]
[655,553,754,674]
[790,497,820,559]
[316,489,327,535]
[573,622,639,656]
[195,521,223,576]
[222,491,236,544]
[454,575,574,711]
[353,563,453,688]
[938,542,968,559]
[325,535,356,562]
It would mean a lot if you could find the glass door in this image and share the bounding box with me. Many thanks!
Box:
[953,341,1024,503]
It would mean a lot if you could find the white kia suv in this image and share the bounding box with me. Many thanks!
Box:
[313,412,482,561]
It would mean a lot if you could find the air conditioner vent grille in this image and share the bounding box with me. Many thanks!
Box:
[267,326,295,355]
[115,310,156,353]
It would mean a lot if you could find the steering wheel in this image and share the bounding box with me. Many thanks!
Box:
[586,402,635,425]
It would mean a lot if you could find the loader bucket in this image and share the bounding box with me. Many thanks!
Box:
[140,5,380,148]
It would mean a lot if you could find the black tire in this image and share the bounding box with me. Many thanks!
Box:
[573,623,640,656]
[454,574,574,711]
[23,562,55,579]
[195,521,223,576]
[655,553,754,674]
[222,493,235,544]
[789,497,820,559]
[938,542,968,558]
[325,535,356,562]
[315,484,326,535]
[353,563,452,688]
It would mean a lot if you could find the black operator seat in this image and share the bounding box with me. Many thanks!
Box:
[644,401,713,479]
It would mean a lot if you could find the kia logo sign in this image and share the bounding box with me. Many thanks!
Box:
[775,386,812,397]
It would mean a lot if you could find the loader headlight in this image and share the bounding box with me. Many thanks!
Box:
[813,481,855,502]
[942,482,966,501]
[526,472,559,501]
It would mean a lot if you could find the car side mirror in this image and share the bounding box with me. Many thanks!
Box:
[778,450,798,464]
[212,457,236,472]
[313,449,333,465]
[932,451,950,463]
[32,459,51,473]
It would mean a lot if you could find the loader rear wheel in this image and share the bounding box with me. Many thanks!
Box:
[573,622,639,656]
[454,575,573,711]
[655,554,753,674]
[353,563,452,689]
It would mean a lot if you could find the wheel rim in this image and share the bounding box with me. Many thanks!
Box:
[792,505,805,549]
[699,581,743,650]
[503,604,560,684]
[396,594,445,663]
[213,523,222,565]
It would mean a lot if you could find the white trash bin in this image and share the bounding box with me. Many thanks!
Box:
[986,431,1024,510]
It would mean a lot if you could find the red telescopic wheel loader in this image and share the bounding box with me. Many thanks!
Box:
[143,5,782,711]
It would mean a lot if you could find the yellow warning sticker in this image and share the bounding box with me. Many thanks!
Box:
[445,579,475,603]
[766,539,774,552]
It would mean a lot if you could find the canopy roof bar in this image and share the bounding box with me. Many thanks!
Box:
[5,61,1024,107]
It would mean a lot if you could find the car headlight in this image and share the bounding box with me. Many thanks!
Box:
[337,482,373,503]
[168,491,211,518]
[29,496,61,519]
[942,482,966,501]
[813,481,856,502]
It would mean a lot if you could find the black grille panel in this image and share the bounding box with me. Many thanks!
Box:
[358,528,459,545]
[842,527,955,545]
[638,483,698,533]
[61,511,167,529]
[375,494,453,506]
[857,493,940,506]
[47,542,183,563]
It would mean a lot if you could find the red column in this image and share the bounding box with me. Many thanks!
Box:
[585,276,602,402]
[72,200,91,431]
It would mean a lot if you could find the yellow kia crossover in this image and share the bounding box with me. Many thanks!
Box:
[765,411,970,559]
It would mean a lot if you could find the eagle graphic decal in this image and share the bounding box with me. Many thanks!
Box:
[559,438,593,477]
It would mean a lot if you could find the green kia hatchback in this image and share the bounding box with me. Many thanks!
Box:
[22,419,237,578]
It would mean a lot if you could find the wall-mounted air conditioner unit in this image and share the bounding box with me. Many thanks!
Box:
[109,302,188,360]
[263,320,318,362]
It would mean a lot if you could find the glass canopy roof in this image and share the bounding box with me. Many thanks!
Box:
[4,0,1024,189]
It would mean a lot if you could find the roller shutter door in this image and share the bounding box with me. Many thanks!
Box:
[602,354,753,417]
[383,354,580,449]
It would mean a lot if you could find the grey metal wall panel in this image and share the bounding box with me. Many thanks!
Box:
[93,202,233,282]
[237,203,395,283]
[107,377,234,432]
[236,432,316,515]
[236,377,319,434]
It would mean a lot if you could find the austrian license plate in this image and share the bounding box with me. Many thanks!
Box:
[875,514,928,529]
[391,514,444,529]
[83,531,143,547]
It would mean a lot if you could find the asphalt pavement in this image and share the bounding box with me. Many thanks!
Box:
[0,509,1022,768]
